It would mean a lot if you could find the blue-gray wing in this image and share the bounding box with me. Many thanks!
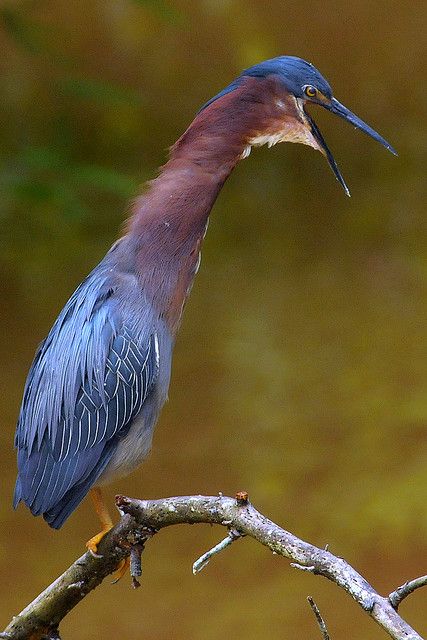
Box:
[14,265,159,528]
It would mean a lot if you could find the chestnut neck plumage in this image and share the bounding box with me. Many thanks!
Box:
[126,76,299,334]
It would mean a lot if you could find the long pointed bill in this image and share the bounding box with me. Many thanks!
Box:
[303,98,397,197]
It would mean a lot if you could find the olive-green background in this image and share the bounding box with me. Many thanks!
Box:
[1,1,426,638]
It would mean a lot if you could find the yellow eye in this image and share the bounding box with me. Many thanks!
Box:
[304,85,317,98]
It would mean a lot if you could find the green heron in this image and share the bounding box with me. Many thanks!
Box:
[14,56,396,556]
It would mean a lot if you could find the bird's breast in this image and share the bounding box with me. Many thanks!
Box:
[96,411,154,485]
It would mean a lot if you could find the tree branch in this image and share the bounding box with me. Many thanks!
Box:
[307,597,331,640]
[1,515,155,640]
[2,494,424,640]
[389,576,427,610]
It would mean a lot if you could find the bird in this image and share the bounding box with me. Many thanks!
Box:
[14,56,396,558]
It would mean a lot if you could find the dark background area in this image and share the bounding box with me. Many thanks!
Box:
[1,1,426,637]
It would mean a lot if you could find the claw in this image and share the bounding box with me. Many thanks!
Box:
[86,526,112,555]
[111,557,130,584]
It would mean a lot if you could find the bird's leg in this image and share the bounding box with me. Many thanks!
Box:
[86,487,114,555]
[86,487,130,582]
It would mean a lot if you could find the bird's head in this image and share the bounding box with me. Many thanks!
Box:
[199,56,396,195]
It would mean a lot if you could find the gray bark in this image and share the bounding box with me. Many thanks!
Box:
[1,494,424,640]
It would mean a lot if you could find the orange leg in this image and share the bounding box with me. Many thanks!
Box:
[86,487,113,555]
[86,487,130,582]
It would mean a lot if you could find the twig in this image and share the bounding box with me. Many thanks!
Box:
[307,597,330,640]
[389,575,427,610]
[291,563,316,573]
[2,494,424,640]
[130,543,144,588]
[193,528,242,574]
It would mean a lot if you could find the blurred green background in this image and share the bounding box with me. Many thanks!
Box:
[1,0,426,638]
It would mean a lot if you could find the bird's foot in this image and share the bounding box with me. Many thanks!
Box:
[86,525,113,557]
[111,557,130,584]
[86,526,130,583]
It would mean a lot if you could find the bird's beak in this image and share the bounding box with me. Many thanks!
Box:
[303,97,397,197]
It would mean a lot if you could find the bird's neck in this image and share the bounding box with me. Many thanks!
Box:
[126,76,293,333]
[127,155,236,334]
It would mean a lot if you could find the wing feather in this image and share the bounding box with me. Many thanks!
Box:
[14,261,159,528]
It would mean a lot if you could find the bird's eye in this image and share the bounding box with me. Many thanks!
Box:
[304,85,317,98]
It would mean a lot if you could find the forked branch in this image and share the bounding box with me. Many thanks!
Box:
[1,493,424,640]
